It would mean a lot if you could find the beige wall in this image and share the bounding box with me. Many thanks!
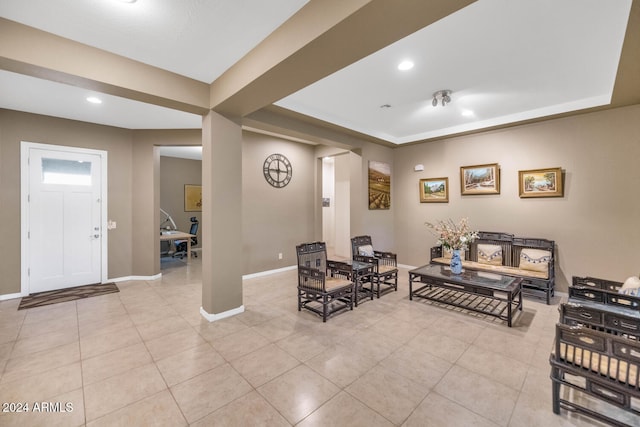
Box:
[246,109,397,253]
[0,108,321,296]
[130,130,202,276]
[394,105,640,292]
[4,105,636,297]
[355,143,395,252]
[0,109,134,295]
[0,110,205,296]
[159,156,202,248]
[242,132,316,273]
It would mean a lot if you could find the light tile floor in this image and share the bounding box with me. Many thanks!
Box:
[0,257,632,426]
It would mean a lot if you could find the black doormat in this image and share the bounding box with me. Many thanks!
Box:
[18,282,119,310]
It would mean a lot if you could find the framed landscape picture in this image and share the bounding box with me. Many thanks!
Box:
[368,161,391,209]
[420,177,449,203]
[460,163,500,195]
[518,167,564,198]
[184,184,202,211]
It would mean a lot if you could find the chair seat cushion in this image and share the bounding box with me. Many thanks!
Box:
[378,264,398,274]
[432,257,548,279]
[325,277,353,291]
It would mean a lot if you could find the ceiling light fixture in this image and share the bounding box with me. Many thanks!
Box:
[118,0,137,3]
[86,97,102,104]
[432,90,452,107]
[398,60,414,71]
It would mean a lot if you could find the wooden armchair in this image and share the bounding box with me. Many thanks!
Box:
[296,241,354,322]
[351,235,398,298]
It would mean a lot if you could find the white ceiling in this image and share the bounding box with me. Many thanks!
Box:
[0,0,633,145]
[276,0,632,143]
[159,146,202,161]
[0,0,309,131]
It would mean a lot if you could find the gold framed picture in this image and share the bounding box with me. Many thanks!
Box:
[184,184,202,211]
[460,163,500,195]
[518,167,564,198]
[419,177,449,203]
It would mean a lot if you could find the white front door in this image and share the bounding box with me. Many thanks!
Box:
[26,146,104,293]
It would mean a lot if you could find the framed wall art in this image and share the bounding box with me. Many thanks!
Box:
[460,163,500,195]
[368,161,391,209]
[518,167,564,198]
[184,184,202,211]
[419,177,449,203]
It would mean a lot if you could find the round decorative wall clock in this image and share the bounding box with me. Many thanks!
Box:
[263,153,292,188]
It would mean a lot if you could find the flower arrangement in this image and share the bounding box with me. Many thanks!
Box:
[425,217,479,250]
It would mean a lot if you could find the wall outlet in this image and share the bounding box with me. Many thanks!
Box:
[278,253,283,260]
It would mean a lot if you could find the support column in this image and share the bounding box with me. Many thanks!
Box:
[200,111,244,321]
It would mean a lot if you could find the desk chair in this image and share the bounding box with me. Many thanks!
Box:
[174,217,199,259]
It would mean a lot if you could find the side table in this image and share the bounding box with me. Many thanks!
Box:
[327,259,375,307]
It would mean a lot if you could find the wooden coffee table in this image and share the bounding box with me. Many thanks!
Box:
[409,264,523,327]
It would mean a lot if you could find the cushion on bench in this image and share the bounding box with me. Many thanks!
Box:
[557,342,639,387]
[357,244,375,257]
[620,276,640,297]
[519,248,552,274]
[442,247,466,260]
[432,257,549,279]
[477,244,502,266]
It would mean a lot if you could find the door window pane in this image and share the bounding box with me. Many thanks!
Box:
[42,158,92,185]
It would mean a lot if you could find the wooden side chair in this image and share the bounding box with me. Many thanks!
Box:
[351,235,398,298]
[296,241,354,322]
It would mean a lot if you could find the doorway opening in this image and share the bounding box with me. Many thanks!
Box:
[158,146,202,265]
[322,154,351,259]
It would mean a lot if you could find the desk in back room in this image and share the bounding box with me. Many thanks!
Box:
[160,230,196,261]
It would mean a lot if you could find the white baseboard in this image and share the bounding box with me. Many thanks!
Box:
[242,265,296,280]
[0,292,24,301]
[200,305,245,322]
[110,273,163,283]
[397,263,417,270]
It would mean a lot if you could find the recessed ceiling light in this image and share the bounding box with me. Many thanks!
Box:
[461,109,474,117]
[118,0,137,3]
[86,97,102,104]
[397,60,414,71]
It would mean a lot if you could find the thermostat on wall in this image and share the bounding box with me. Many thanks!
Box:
[414,164,424,172]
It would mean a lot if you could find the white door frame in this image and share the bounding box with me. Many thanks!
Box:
[20,141,108,296]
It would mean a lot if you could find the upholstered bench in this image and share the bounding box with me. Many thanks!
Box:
[564,276,640,337]
[431,231,555,304]
[550,323,640,425]
[551,276,640,425]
